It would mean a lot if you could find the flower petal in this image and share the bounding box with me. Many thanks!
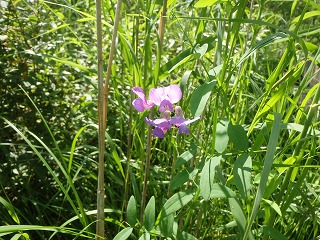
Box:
[132,98,146,112]
[178,123,189,135]
[153,127,165,138]
[184,116,200,125]
[132,87,146,99]
[149,88,163,105]
[169,117,186,127]
[164,85,182,103]
[159,99,174,112]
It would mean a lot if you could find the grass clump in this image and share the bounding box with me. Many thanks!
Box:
[0,0,320,239]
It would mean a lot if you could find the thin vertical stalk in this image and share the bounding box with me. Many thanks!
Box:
[96,0,104,237]
[140,109,154,224]
[158,0,167,50]
[124,0,140,211]
[96,0,122,238]
[140,0,168,223]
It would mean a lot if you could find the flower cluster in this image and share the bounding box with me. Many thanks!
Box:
[132,85,200,138]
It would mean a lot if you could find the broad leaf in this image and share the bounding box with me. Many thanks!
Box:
[138,232,150,240]
[126,196,136,227]
[160,213,175,237]
[162,189,194,217]
[228,123,249,151]
[113,227,133,240]
[169,168,198,192]
[233,153,252,199]
[209,183,236,198]
[190,80,216,117]
[144,196,155,231]
[215,119,229,153]
[200,156,222,200]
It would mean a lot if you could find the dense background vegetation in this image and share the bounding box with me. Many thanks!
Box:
[1,0,320,239]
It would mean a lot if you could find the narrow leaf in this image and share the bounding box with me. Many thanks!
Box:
[195,0,228,8]
[262,199,282,217]
[177,231,198,240]
[175,144,197,168]
[262,226,287,240]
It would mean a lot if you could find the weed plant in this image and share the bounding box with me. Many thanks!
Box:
[0,0,320,239]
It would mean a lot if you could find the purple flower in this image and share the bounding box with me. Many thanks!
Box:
[133,85,199,138]
[149,85,182,112]
[169,106,200,135]
[145,116,172,138]
[132,87,154,112]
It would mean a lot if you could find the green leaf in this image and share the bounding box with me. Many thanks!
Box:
[215,119,229,153]
[174,144,197,168]
[177,231,198,240]
[158,36,215,79]
[200,156,222,200]
[113,227,133,240]
[262,199,282,217]
[106,132,125,179]
[162,189,194,217]
[291,11,320,24]
[160,213,175,237]
[243,113,282,239]
[0,197,20,224]
[127,196,136,227]
[233,153,252,199]
[209,183,236,198]
[138,232,150,240]
[190,80,217,117]
[228,198,254,240]
[195,43,208,57]
[277,156,297,175]
[228,123,249,151]
[236,33,287,67]
[144,196,155,232]
[169,168,198,192]
[262,226,287,240]
[194,0,228,8]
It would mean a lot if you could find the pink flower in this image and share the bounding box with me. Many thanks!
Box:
[132,85,199,138]
[132,85,182,113]
[144,117,171,138]
[132,87,154,112]
[169,106,200,135]
[149,85,182,112]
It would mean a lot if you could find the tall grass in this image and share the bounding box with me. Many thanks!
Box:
[1,0,320,239]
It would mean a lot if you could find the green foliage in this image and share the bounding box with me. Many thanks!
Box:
[1,0,320,239]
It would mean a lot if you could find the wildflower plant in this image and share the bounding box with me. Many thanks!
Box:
[132,84,200,138]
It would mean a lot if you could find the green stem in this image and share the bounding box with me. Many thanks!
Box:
[95,0,105,237]
[96,0,122,238]
[140,109,154,224]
